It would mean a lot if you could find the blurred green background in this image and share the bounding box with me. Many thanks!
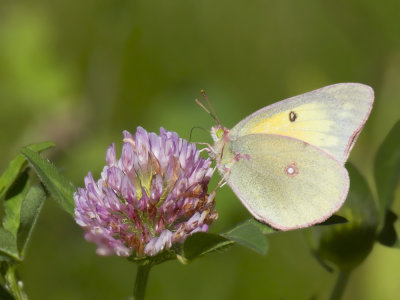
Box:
[1,0,400,299]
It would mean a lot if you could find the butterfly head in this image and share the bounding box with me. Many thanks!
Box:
[210,125,229,143]
[209,125,229,161]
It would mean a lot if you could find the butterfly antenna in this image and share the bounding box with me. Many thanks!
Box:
[189,126,209,142]
[201,89,221,125]
[195,98,218,123]
[195,99,211,115]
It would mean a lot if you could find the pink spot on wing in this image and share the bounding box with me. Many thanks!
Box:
[234,153,251,162]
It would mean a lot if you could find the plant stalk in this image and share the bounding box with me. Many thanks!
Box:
[330,269,351,300]
[133,263,152,300]
[4,263,28,300]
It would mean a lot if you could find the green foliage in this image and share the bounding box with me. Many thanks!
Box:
[0,184,46,262]
[17,184,47,258]
[222,219,269,255]
[377,210,400,248]
[0,141,54,200]
[310,163,378,272]
[0,228,19,262]
[317,215,348,226]
[182,218,271,261]
[0,142,54,298]
[2,171,30,239]
[374,120,400,247]
[21,147,75,216]
[245,218,278,234]
[374,120,400,217]
[183,232,233,261]
[374,120,400,213]
[0,142,54,262]
[175,217,276,263]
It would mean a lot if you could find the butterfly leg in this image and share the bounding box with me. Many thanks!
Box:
[212,168,231,192]
[199,147,211,154]
[194,142,217,156]
[214,152,250,190]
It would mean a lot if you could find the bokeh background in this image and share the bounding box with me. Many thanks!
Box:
[1,0,400,299]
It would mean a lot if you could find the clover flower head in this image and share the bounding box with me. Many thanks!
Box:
[74,127,217,257]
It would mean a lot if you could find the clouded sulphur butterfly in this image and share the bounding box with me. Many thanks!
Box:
[206,83,374,230]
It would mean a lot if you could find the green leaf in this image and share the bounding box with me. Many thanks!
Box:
[377,210,400,248]
[222,220,269,255]
[182,219,273,260]
[17,184,46,257]
[374,120,400,220]
[0,141,54,201]
[20,147,75,216]
[183,232,233,260]
[317,215,348,226]
[342,163,379,228]
[2,171,30,238]
[245,218,277,235]
[0,228,19,262]
[308,163,378,272]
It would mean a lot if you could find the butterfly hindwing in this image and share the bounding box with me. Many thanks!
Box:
[222,134,349,230]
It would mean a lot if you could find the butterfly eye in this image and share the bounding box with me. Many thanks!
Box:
[289,111,297,122]
[216,128,224,139]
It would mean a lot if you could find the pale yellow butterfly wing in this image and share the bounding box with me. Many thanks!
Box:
[221,134,349,230]
[228,83,374,163]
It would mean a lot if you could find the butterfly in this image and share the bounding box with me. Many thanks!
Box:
[203,83,374,231]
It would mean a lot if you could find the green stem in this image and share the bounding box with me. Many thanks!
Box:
[133,263,152,300]
[4,263,28,300]
[330,269,351,300]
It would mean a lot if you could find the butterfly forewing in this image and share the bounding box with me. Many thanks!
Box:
[228,83,374,163]
[223,134,349,230]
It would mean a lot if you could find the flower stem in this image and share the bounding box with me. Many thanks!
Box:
[133,263,152,300]
[330,269,351,300]
[3,263,28,300]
